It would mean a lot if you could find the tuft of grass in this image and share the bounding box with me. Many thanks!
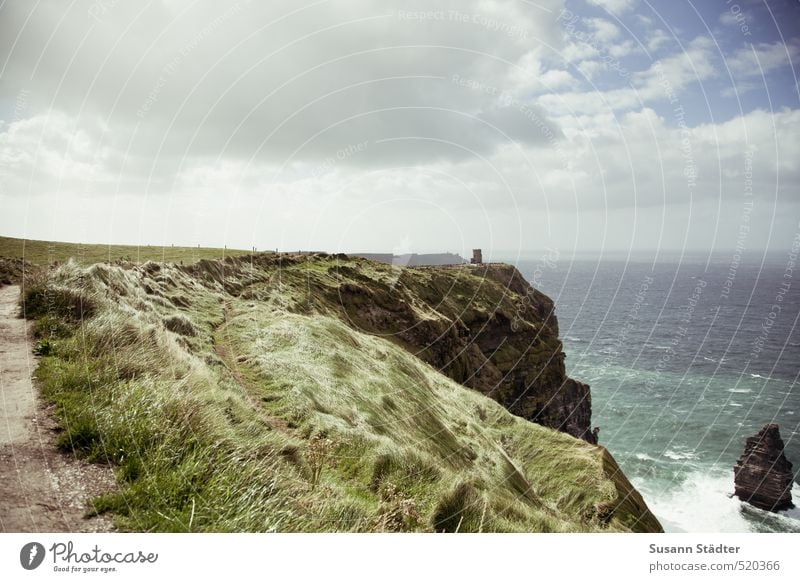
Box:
[306,434,336,490]
[164,314,198,337]
[20,272,96,320]
[432,481,484,532]
[0,256,33,287]
[34,337,53,356]
[33,314,73,339]
[375,482,423,532]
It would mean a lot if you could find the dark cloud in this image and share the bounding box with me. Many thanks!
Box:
[0,0,566,165]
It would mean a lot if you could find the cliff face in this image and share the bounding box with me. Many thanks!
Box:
[734,424,795,512]
[329,262,593,442]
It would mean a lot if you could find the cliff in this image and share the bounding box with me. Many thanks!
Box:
[22,252,661,532]
[328,261,593,441]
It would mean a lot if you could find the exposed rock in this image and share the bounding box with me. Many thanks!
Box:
[734,424,795,512]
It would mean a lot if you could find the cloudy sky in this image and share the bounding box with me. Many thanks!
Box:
[0,0,798,258]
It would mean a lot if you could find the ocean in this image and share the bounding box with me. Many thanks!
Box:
[513,252,800,533]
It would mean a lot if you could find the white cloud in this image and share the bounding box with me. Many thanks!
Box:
[0,111,115,195]
[720,81,759,98]
[585,0,637,16]
[539,69,577,90]
[537,36,717,116]
[719,9,752,28]
[574,59,605,80]
[726,41,800,77]
[608,39,639,58]
[646,28,672,52]
[585,17,620,43]
[637,36,717,96]
[506,50,576,94]
[560,40,601,63]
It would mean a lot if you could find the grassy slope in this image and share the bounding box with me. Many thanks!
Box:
[22,251,661,532]
[0,235,253,266]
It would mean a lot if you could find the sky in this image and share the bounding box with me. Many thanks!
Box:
[0,0,798,259]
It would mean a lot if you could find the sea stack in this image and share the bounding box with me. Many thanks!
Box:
[733,424,795,512]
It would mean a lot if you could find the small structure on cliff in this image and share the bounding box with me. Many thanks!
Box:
[734,424,795,512]
[470,249,483,264]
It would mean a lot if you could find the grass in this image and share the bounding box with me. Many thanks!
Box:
[0,235,254,266]
[21,252,662,532]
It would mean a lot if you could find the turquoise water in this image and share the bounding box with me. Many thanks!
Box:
[514,254,800,532]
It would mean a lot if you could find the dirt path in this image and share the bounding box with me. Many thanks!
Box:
[0,285,115,532]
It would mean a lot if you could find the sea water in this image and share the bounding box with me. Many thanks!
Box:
[513,252,800,533]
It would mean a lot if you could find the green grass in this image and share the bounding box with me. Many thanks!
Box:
[23,253,662,532]
[0,235,254,266]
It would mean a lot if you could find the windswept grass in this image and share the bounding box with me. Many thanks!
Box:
[0,256,32,286]
[25,254,662,532]
[0,235,254,266]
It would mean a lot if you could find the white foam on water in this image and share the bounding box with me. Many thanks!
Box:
[636,473,800,533]
[663,450,697,461]
[635,453,656,461]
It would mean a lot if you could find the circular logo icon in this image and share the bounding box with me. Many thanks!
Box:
[20,542,46,570]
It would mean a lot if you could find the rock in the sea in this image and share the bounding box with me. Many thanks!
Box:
[734,424,795,512]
